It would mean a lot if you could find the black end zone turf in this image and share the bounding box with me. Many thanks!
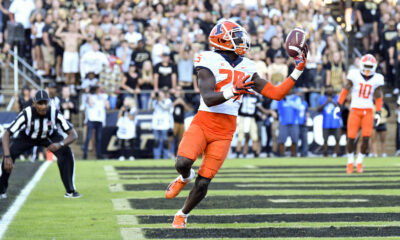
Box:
[137,213,400,224]
[129,195,400,209]
[142,226,400,238]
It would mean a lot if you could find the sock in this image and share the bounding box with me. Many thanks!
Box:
[176,209,189,217]
[182,169,195,182]
[356,153,365,164]
[347,152,354,164]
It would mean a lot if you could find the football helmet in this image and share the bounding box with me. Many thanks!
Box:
[209,21,250,56]
[360,54,377,77]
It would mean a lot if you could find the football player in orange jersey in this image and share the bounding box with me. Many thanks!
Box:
[165,21,308,228]
[338,54,384,174]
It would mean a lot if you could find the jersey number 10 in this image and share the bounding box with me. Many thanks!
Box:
[358,83,372,99]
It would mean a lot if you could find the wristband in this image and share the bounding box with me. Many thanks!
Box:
[223,88,234,100]
[290,69,303,81]
[59,141,65,147]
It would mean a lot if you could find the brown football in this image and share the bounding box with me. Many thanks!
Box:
[285,28,306,57]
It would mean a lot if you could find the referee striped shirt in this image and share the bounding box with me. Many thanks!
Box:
[7,105,72,139]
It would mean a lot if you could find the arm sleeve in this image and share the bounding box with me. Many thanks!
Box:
[55,110,72,132]
[260,77,296,101]
[7,110,26,134]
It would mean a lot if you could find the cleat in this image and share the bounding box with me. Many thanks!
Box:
[0,193,7,199]
[356,163,363,173]
[64,191,82,198]
[165,169,195,199]
[172,214,187,228]
[346,163,353,174]
[165,176,189,199]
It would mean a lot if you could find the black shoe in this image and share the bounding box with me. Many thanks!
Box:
[64,191,82,198]
[83,153,87,160]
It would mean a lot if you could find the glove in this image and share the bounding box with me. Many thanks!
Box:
[223,74,254,100]
[290,44,308,81]
[374,111,381,126]
[293,44,308,71]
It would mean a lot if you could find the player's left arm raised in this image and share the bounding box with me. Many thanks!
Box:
[374,86,383,125]
[251,47,307,100]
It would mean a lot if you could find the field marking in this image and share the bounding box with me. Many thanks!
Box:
[112,199,132,210]
[243,165,259,169]
[268,199,369,203]
[117,215,139,225]
[104,165,120,181]
[0,161,51,239]
[120,228,145,240]
[109,184,124,192]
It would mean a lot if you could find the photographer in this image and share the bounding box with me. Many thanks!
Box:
[151,87,173,159]
[116,97,137,161]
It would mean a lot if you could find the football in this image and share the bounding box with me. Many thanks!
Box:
[285,28,306,57]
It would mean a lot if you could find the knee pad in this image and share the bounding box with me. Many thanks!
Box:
[175,156,193,173]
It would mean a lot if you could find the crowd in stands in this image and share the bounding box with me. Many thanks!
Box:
[2,0,400,158]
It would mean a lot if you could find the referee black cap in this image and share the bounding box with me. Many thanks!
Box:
[34,90,50,102]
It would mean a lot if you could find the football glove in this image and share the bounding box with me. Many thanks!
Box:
[374,111,381,126]
[223,74,254,100]
[293,44,308,71]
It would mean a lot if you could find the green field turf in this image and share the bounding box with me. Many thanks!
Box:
[2,157,400,240]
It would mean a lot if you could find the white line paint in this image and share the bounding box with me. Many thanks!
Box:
[268,199,368,203]
[112,199,132,210]
[243,165,259,169]
[0,161,51,239]
[117,215,139,225]
[109,184,124,192]
[120,228,145,240]
[104,165,119,180]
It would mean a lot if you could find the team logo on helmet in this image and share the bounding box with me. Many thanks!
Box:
[209,21,250,56]
[360,54,377,77]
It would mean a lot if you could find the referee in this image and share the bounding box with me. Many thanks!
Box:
[1,90,81,198]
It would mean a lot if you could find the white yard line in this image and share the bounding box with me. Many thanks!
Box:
[117,215,139,225]
[112,199,132,211]
[104,165,119,181]
[120,228,145,240]
[269,199,369,203]
[0,161,51,239]
[109,184,124,192]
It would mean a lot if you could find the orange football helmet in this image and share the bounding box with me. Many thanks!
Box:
[209,21,250,56]
[360,54,377,77]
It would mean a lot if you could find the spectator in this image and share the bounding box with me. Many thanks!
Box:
[116,39,132,73]
[13,85,32,112]
[152,36,170,65]
[356,0,380,52]
[296,89,309,157]
[267,51,288,85]
[41,13,55,77]
[396,96,400,156]
[370,101,390,157]
[153,52,177,92]
[47,82,60,109]
[124,22,142,45]
[55,21,85,87]
[60,86,77,123]
[79,25,96,57]
[325,51,346,92]
[177,44,198,92]
[171,86,191,155]
[389,23,400,95]
[138,60,154,110]
[277,93,301,157]
[258,97,278,157]
[236,94,260,158]
[80,41,108,79]
[116,97,137,161]
[131,40,151,69]
[318,85,341,157]
[266,36,286,65]
[31,12,45,74]
[151,88,173,159]
[8,0,35,60]
[82,85,109,159]
[120,61,140,101]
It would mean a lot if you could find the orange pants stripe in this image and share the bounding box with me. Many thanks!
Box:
[177,111,236,179]
[347,108,373,139]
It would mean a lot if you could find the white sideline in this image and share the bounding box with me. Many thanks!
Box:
[0,161,51,239]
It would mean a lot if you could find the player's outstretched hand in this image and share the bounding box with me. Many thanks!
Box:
[374,111,381,126]
[4,156,13,173]
[293,44,308,71]
[232,75,254,96]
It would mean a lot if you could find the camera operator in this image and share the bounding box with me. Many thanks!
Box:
[151,87,173,159]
